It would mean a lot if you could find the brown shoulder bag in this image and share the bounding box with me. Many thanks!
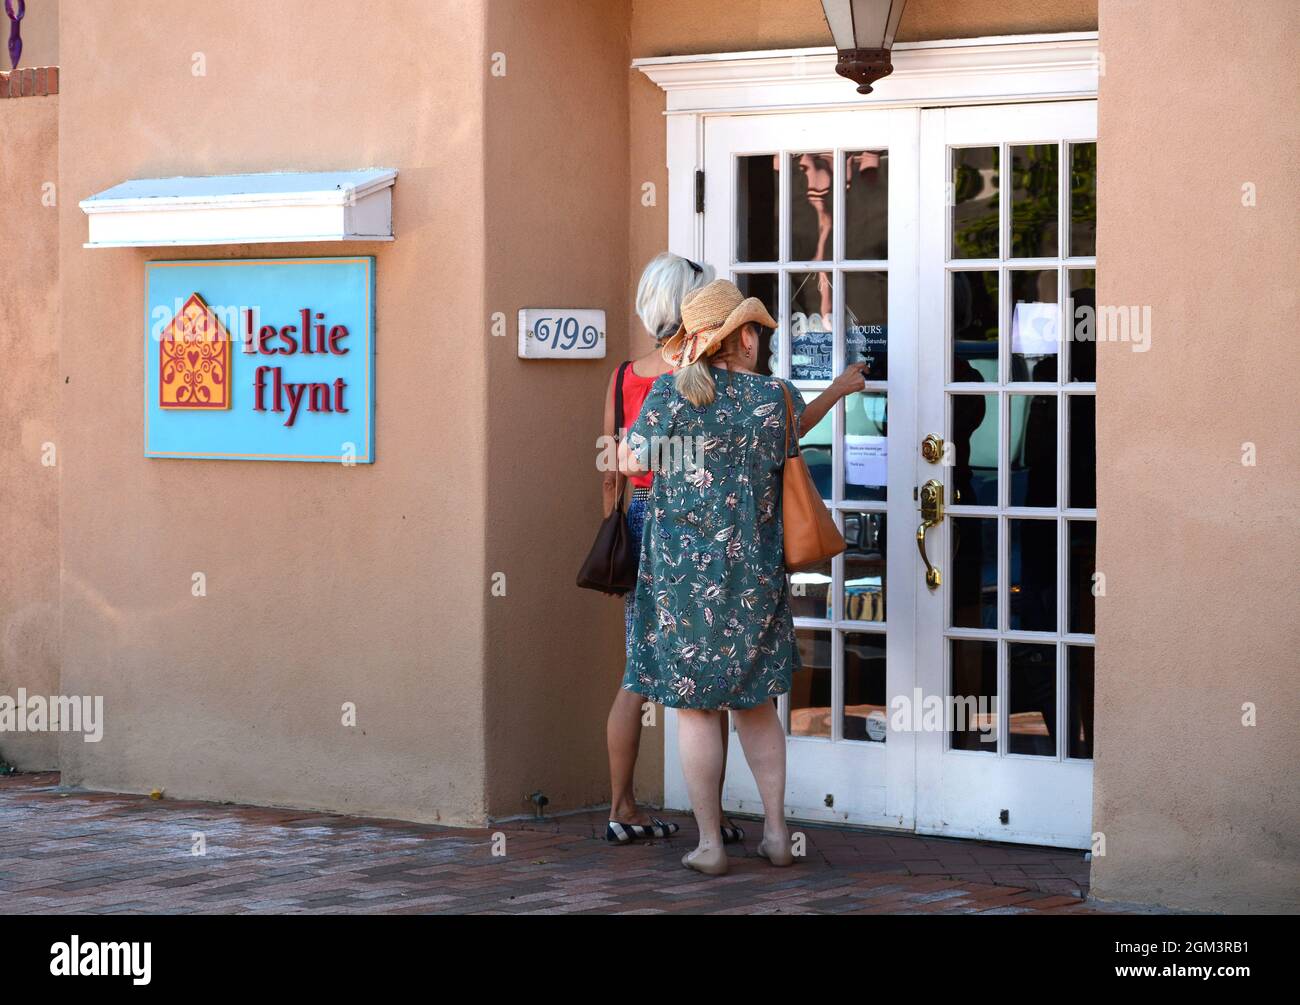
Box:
[778,382,846,572]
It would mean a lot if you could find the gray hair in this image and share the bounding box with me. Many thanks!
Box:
[636,253,716,343]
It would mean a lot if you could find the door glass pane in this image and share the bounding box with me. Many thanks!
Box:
[844,392,887,501]
[1067,268,1096,382]
[952,270,998,382]
[952,393,998,506]
[735,272,779,377]
[789,557,832,621]
[791,151,834,263]
[844,271,888,379]
[1010,269,1059,382]
[1067,646,1095,759]
[1068,520,1096,634]
[845,149,888,260]
[1010,144,1059,258]
[1008,642,1056,756]
[952,517,997,629]
[952,146,999,259]
[1069,142,1097,258]
[844,512,886,623]
[737,154,779,263]
[1009,394,1057,507]
[1069,394,1096,508]
[799,389,833,501]
[1009,519,1057,632]
[844,632,887,742]
[791,628,832,738]
[950,639,997,752]
[789,271,834,381]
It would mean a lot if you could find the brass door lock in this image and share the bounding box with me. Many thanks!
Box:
[921,433,945,464]
[916,479,944,590]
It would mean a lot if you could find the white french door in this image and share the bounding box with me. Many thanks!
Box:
[695,109,922,829]
[915,102,1097,848]
[662,98,1098,849]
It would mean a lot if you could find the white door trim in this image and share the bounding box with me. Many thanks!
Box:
[633,32,1099,117]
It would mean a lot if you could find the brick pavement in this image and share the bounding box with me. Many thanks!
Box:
[0,772,1124,915]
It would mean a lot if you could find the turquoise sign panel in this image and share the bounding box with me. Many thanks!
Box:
[144,257,375,463]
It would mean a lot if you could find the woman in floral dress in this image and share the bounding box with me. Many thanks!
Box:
[619,279,865,875]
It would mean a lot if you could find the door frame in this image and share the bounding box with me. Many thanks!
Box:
[634,32,1099,830]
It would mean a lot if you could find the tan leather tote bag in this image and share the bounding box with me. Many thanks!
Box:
[779,383,846,572]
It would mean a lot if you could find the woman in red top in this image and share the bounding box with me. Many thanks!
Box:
[601,253,720,843]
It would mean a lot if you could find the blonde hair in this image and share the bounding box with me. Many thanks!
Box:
[673,329,745,407]
[636,253,716,343]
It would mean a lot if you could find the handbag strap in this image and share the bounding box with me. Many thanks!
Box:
[779,381,800,461]
[612,361,631,509]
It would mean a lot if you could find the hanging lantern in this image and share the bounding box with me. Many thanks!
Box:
[820,0,908,94]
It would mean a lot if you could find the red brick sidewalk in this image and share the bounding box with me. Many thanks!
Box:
[0,772,1123,915]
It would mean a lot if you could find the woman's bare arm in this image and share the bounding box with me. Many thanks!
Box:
[799,362,868,436]
[601,367,620,516]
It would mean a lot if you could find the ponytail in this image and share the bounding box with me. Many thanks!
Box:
[674,359,717,407]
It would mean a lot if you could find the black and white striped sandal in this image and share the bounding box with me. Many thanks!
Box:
[720,822,746,845]
[605,817,680,844]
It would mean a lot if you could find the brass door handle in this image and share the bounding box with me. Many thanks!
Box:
[916,479,944,590]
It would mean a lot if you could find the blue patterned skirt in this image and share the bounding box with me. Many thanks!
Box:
[623,487,651,654]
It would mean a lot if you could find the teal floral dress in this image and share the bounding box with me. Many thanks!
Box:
[622,368,806,710]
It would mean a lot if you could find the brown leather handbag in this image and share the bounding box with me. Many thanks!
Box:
[576,362,640,595]
[779,382,846,572]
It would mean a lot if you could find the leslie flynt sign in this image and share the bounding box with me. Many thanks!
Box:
[145,257,374,462]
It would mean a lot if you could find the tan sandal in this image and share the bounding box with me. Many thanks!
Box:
[757,837,795,867]
[681,846,729,876]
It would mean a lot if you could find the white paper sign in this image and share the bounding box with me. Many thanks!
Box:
[518,308,607,359]
[845,434,887,487]
[1011,301,1059,356]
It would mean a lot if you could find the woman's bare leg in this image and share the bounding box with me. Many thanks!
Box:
[732,700,791,861]
[717,711,733,826]
[677,708,727,872]
[607,688,652,825]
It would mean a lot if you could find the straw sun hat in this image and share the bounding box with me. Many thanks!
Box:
[661,279,778,368]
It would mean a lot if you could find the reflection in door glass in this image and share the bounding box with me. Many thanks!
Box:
[952,147,1000,259]
[789,556,832,621]
[799,389,833,502]
[791,152,834,263]
[1067,646,1095,759]
[950,639,997,752]
[736,154,779,263]
[844,632,887,742]
[1011,144,1059,258]
[845,150,888,260]
[1009,394,1057,507]
[951,393,998,506]
[791,628,832,738]
[1070,142,1098,258]
[1009,519,1057,632]
[952,517,997,629]
[735,272,779,376]
[1068,520,1096,634]
[844,513,886,623]
[1067,269,1096,382]
[952,271,998,381]
[844,392,887,502]
[845,271,888,380]
[1069,394,1097,509]
[1008,642,1056,756]
[788,271,833,381]
[1010,270,1059,381]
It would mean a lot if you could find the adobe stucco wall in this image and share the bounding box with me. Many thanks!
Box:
[626,0,1100,804]
[481,0,635,818]
[55,0,491,824]
[0,91,60,770]
[1092,0,1300,912]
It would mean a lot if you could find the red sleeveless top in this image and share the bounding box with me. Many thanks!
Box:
[620,363,670,489]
